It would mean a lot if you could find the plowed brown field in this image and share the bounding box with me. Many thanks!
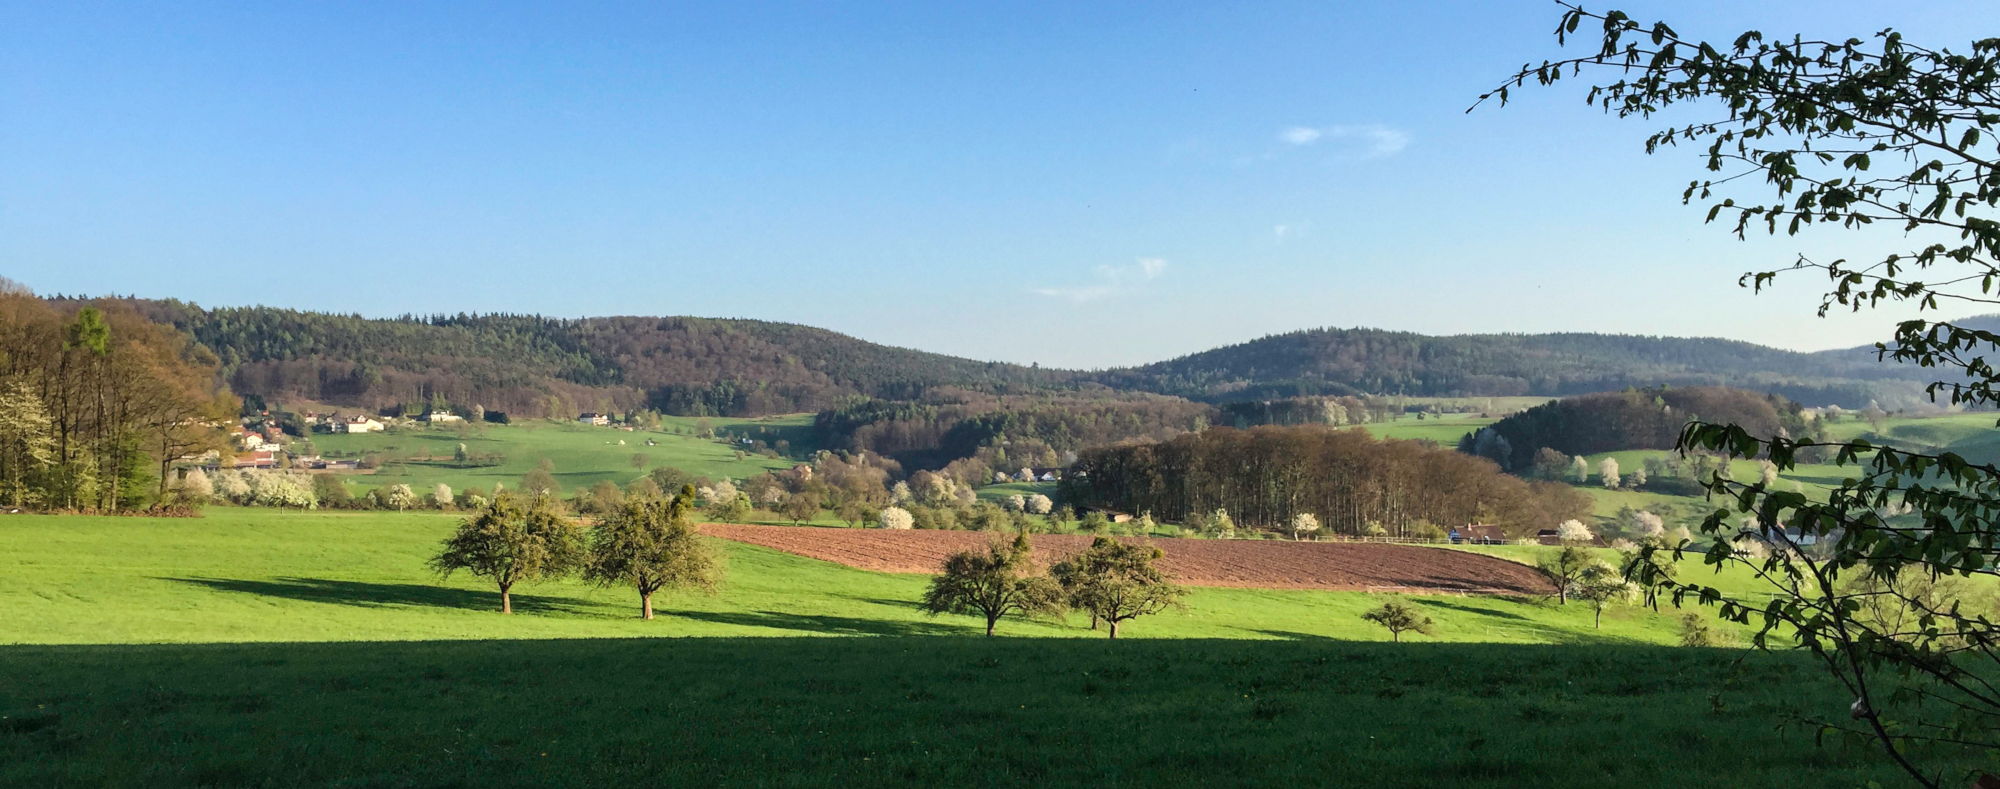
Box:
[700,524,1551,595]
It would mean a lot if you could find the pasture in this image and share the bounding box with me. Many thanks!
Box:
[0,507,1977,785]
[304,415,814,494]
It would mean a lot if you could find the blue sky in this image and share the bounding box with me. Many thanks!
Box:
[4,1,1995,368]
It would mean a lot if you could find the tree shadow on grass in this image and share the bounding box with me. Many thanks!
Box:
[659,609,967,637]
[831,595,925,610]
[1411,597,1535,622]
[1240,629,1335,641]
[164,577,601,616]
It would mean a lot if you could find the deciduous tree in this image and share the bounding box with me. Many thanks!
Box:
[1361,598,1436,642]
[432,492,585,614]
[1051,537,1185,638]
[585,487,719,619]
[920,532,1064,636]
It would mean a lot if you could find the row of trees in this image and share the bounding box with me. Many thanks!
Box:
[1062,425,1589,537]
[921,533,1185,638]
[0,286,236,512]
[432,487,717,617]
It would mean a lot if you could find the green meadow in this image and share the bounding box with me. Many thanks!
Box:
[304,415,815,494]
[0,507,1980,785]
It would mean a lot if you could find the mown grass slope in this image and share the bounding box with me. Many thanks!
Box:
[0,508,1979,785]
[0,509,1731,645]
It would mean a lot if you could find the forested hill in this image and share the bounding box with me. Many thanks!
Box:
[1091,327,1933,408]
[101,300,1077,417]
[74,299,1943,416]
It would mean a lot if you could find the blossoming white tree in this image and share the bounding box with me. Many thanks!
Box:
[878,506,914,530]
[1555,518,1594,544]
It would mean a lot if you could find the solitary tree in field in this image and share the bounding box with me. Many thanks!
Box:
[1598,457,1621,489]
[520,462,559,497]
[1051,537,1186,638]
[1483,5,2000,778]
[1568,455,1589,484]
[921,532,1065,636]
[1573,562,1635,629]
[585,488,719,619]
[1361,598,1436,642]
[432,482,453,509]
[1290,512,1321,541]
[432,492,586,614]
[384,483,415,512]
[1025,493,1053,515]
[1537,545,1594,605]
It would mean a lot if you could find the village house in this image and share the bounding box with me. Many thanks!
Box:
[577,412,611,426]
[236,428,266,451]
[1449,524,1507,545]
[335,416,385,434]
[422,409,464,423]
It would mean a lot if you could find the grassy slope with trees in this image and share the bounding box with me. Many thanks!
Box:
[0,507,1973,785]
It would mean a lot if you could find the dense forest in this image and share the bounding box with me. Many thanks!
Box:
[814,388,1215,470]
[0,285,236,511]
[1096,327,1930,407]
[1061,425,1590,537]
[51,299,1954,427]
[91,300,1076,417]
[1458,386,1812,472]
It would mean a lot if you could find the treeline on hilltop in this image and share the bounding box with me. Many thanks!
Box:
[814,389,1216,470]
[95,300,1078,418]
[1096,327,1924,407]
[1458,386,1814,473]
[0,285,235,512]
[1060,425,1589,538]
[68,299,1939,424]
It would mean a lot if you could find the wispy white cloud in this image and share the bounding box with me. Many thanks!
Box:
[1033,258,1168,303]
[1278,126,1323,145]
[1275,124,1409,158]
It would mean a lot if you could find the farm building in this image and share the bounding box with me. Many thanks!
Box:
[334,416,384,434]
[1449,524,1506,544]
[577,413,611,426]
[422,410,464,423]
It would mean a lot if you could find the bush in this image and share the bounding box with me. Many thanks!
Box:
[1678,614,1719,647]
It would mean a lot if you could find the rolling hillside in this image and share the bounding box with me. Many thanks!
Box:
[1095,327,1935,407]
[71,297,1962,417]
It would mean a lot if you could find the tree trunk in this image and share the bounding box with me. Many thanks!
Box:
[985,616,996,637]
[499,584,513,614]
[641,589,654,620]
[1594,605,1603,629]
[1107,619,1119,639]
[1392,630,1400,643]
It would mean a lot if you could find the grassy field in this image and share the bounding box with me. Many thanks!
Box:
[0,508,1735,645]
[1356,413,1497,445]
[0,507,1973,785]
[1,638,1931,786]
[304,415,813,495]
